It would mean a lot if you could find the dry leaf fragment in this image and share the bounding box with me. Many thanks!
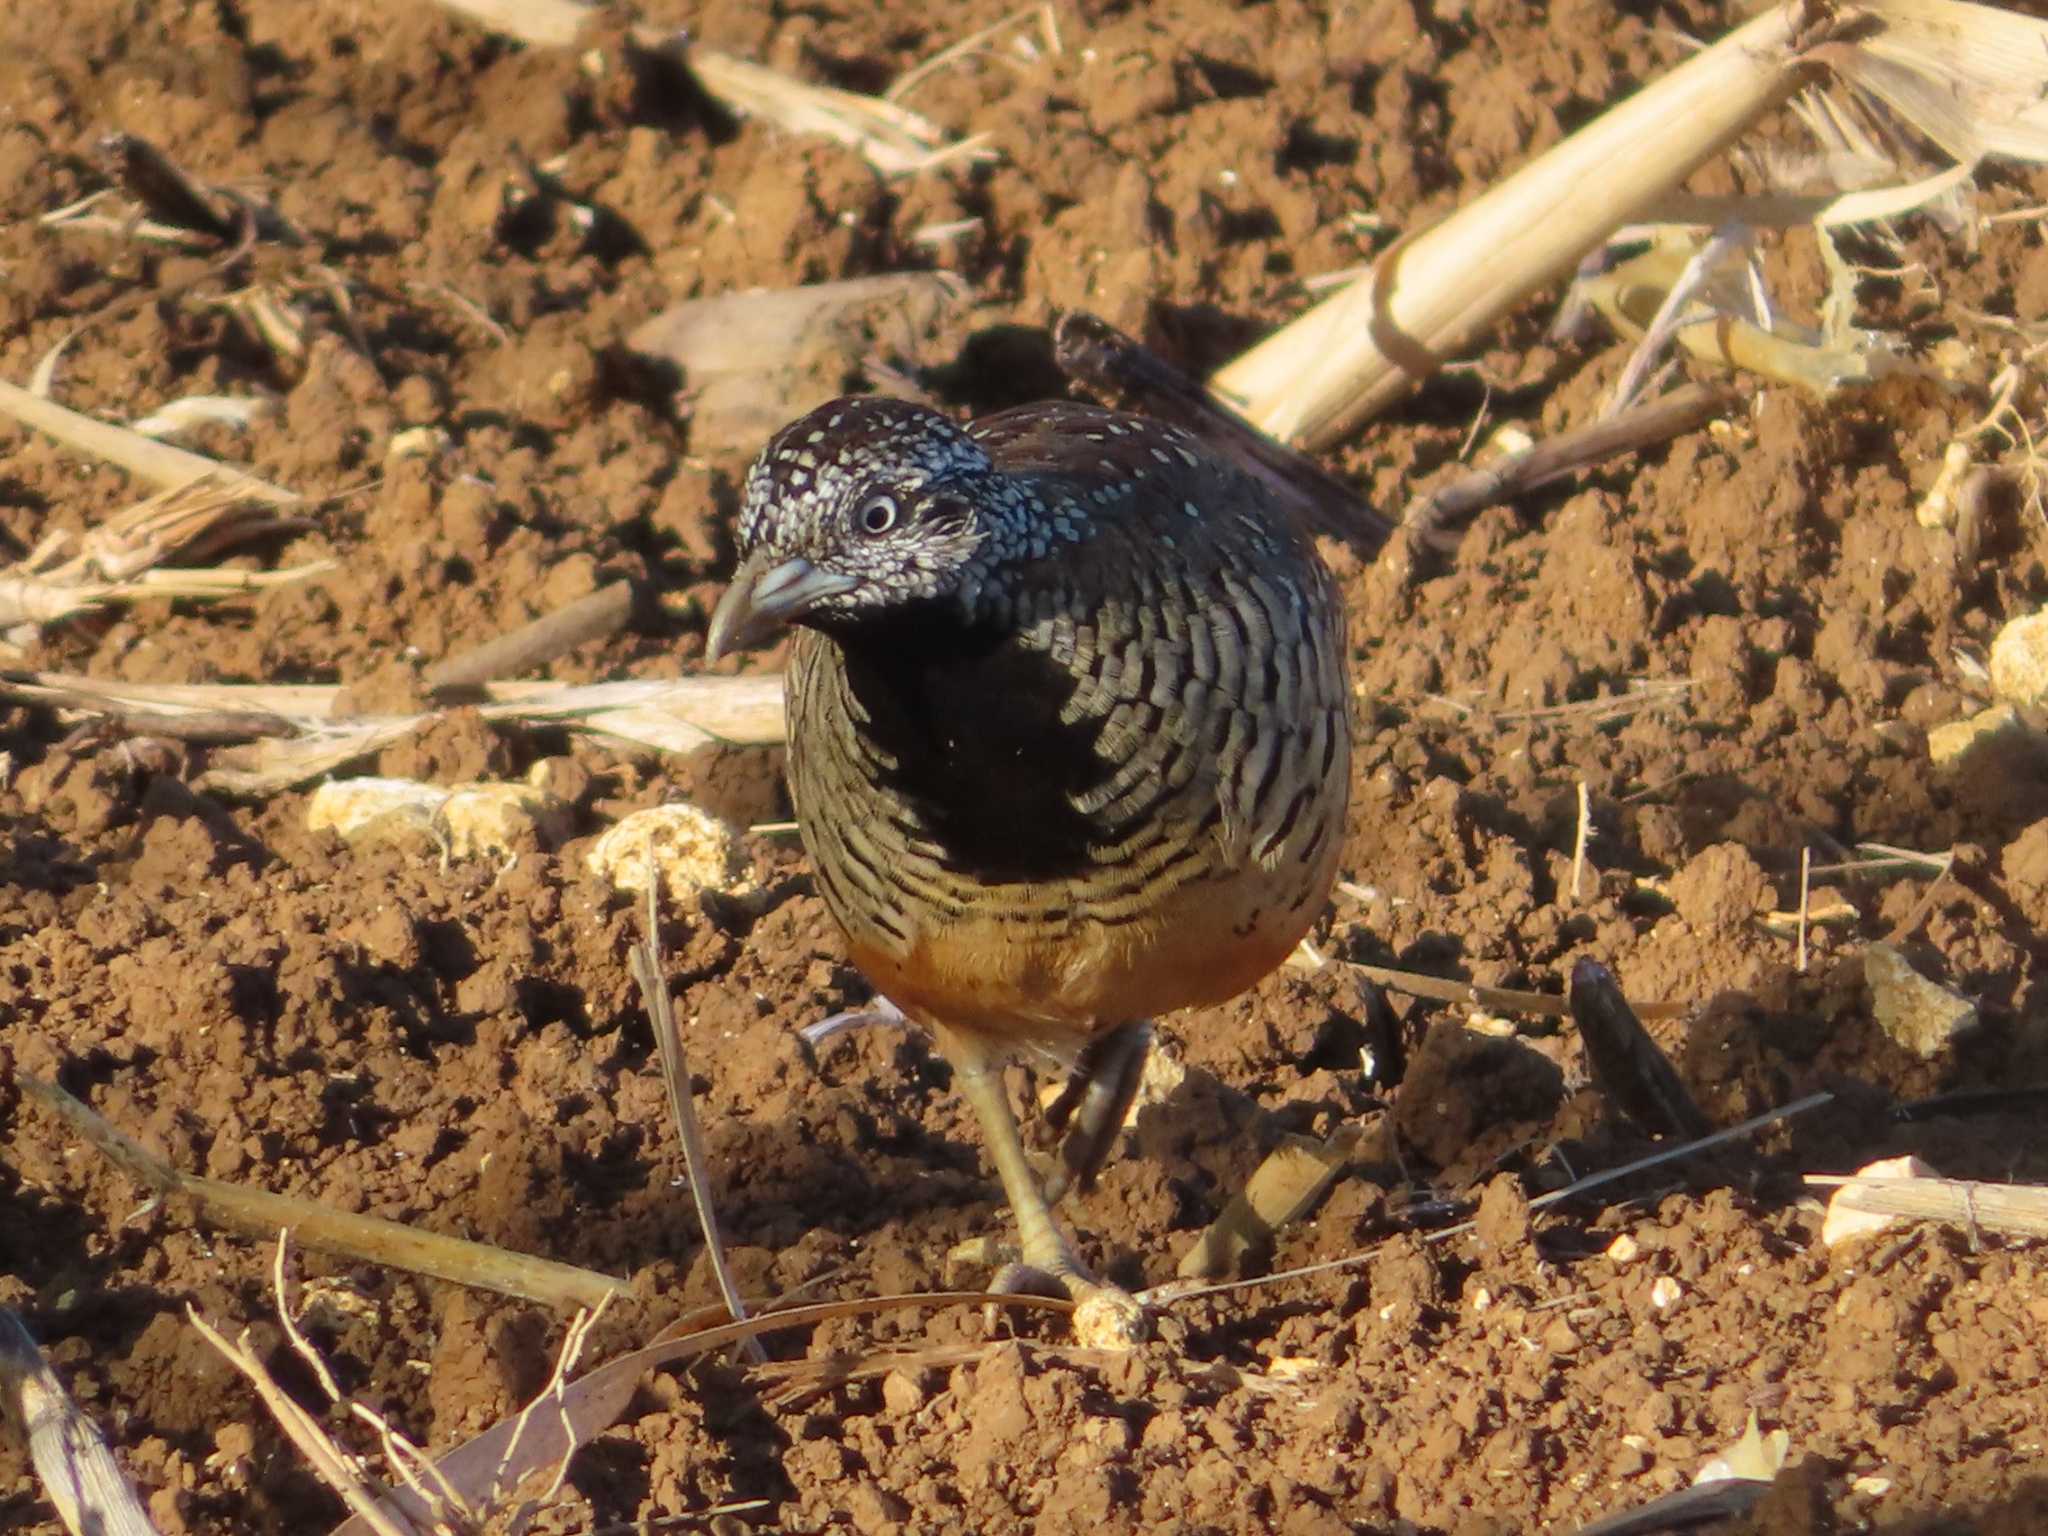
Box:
[1176,1125,1363,1280]
[1696,1410,1791,1484]
[684,46,994,177]
[1582,235,1910,401]
[1818,0,2048,166]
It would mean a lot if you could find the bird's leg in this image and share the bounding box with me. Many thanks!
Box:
[938,1025,1147,1343]
[1041,1019,1153,1203]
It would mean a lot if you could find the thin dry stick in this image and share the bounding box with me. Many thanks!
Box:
[1399,383,1730,548]
[424,580,636,692]
[268,1235,478,1527]
[1571,779,1592,902]
[885,4,1054,102]
[0,1310,162,1536]
[272,1236,344,1402]
[1336,959,1691,1022]
[630,874,764,1363]
[19,1076,628,1312]
[1151,1090,1836,1306]
[187,1307,423,1536]
[1806,1173,2048,1240]
[1797,846,1813,972]
[0,380,299,506]
[432,0,589,46]
[1882,847,1960,946]
[488,1301,608,1517]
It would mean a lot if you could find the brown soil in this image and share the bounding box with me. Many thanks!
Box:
[4,2,2047,1533]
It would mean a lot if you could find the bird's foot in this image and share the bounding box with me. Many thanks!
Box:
[987,1256,1148,1349]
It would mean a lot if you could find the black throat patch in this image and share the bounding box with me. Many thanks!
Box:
[826,606,1112,884]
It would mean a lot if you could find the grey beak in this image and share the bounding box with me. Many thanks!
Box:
[704,553,858,662]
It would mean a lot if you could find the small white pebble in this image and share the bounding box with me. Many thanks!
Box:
[1606,1234,1641,1264]
[1649,1276,1683,1311]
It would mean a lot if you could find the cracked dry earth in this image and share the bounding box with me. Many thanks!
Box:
[4,0,2048,1533]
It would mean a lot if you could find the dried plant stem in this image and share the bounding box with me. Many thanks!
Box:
[1797,846,1814,972]
[1398,383,1730,553]
[187,1307,422,1536]
[424,580,636,692]
[1806,1173,2048,1240]
[1570,780,1592,902]
[0,380,299,506]
[630,873,764,1363]
[1335,959,1690,1022]
[18,1076,628,1312]
[1209,2,1828,447]
[0,1311,161,1536]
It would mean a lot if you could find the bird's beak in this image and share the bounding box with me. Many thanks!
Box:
[704,553,858,661]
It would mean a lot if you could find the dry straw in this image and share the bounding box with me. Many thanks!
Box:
[1211,0,2048,449]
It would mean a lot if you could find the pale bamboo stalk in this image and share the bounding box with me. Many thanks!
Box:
[1814,1173,2048,1240]
[1209,2,1830,449]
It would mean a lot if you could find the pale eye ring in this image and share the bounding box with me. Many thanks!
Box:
[857,495,900,535]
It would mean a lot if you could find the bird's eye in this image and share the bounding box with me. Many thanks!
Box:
[857,496,900,535]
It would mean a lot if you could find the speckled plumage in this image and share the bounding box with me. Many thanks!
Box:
[711,393,1352,1324]
[734,394,1351,1053]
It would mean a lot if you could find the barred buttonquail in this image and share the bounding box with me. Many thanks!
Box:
[707,396,1351,1336]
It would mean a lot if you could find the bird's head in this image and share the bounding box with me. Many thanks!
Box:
[705,397,1000,660]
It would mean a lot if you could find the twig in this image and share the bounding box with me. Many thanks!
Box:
[18,1076,628,1312]
[0,1310,162,1536]
[1421,678,1692,728]
[1797,846,1813,972]
[489,1300,608,1518]
[1570,779,1591,902]
[424,580,636,693]
[1334,958,1691,1022]
[681,44,994,178]
[885,6,1054,102]
[431,0,591,46]
[629,875,763,1363]
[102,133,243,243]
[1398,383,1729,552]
[0,380,299,506]
[187,1307,423,1536]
